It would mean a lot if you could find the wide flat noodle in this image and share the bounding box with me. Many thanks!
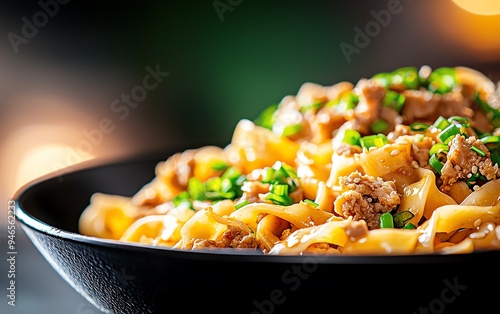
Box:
[229,202,334,232]
[397,168,456,226]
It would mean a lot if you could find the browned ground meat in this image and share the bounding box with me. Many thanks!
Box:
[412,135,434,168]
[401,90,440,123]
[334,171,401,229]
[387,124,412,141]
[400,89,494,134]
[308,108,347,143]
[240,181,270,204]
[350,79,386,135]
[440,135,499,191]
[191,225,258,250]
[333,142,363,156]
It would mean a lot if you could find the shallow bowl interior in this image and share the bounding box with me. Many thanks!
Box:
[14,152,500,314]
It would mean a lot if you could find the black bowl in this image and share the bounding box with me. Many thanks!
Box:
[14,152,500,314]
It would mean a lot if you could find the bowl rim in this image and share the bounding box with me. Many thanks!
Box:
[13,154,500,264]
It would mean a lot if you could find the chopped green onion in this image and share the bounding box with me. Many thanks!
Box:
[172,191,193,210]
[303,199,319,207]
[410,123,430,132]
[254,104,278,130]
[266,193,294,206]
[372,72,392,88]
[370,119,389,133]
[403,222,417,229]
[342,129,361,146]
[186,167,247,202]
[474,92,500,128]
[392,67,420,90]
[383,90,406,113]
[448,116,470,128]
[481,135,500,144]
[437,124,461,143]
[429,143,449,156]
[282,124,303,137]
[300,101,323,113]
[427,67,456,94]
[326,92,359,112]
[261,168,274,183]
[234,200,249,210]
[471,146,487,157]
[188,178,206,200]
[210,161,229,171]
[393,211,415,228]
[429,154,445,174]
[338,92,359,112]
[278,162,298,179]
[359,134,388,149]
[373,67,420,90]
[432,116,451,130]
[205,177,222,193]
[380,212,394,228]
[270,184,289,196]
[491,151,500,166]
[466,173,487,187]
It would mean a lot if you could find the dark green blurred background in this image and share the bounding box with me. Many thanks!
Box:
[3,0,499,152]
[1,1,500,313]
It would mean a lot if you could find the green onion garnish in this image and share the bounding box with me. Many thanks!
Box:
[374,67,420,90]
[303,199,319,207]
[392,67,420,90]
[429,154,445,174]
[429,143,449,156]
[380,212,394,228]
[448,116,470,128]
[234,200,249,210]
[432,116,451,130]
[188,178,206,200]
[480,135,500,144]
[383,90,406,113]
[410,123,430,132]
[300,101,323,113]
[327,92,359,112]
[403,222,416,229]
[210,161,229,171]
[254,104,278,130]
[371,119,389,133]
[266,193,294,206]
[471,146,486,157]
[427,67,456,94]
[474,92,500,128]
[270,184,289,196]
[437,124,461,143]
[342,129,361,146]
[359,134,388,149]
[282,124,302,137]
[393,211,415,228]
[172,191,194,210]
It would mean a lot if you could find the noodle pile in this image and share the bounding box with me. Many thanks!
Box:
[79,65,500,255]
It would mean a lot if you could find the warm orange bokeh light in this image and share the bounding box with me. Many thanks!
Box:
[431,1,500,62]
[452,0,500,16]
